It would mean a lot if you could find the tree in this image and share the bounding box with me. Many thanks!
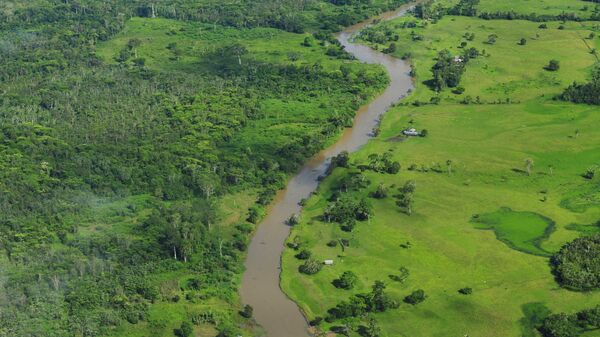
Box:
[383,42,397,54]
[551,233,600,291]
[214,43,248,67]
[559,67,600,105]
[446,159,453,175]
[372,183,388,199]
[397,180,416,215]
[333,271,358,290]
[545,59,560,71]
[485,34,497,45]
[431,49,467,90]
[301,36,313,47]
[362,317,381,337]
[524,158,534,176]
[539,314,581,337]
[299,259,323,275]
[519,38,527,45]
[583,166,596,180]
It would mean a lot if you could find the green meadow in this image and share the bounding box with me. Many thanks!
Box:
[282,5,600,337]
[477,0,596,17]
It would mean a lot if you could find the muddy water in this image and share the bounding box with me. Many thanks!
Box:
[240,3,416,337]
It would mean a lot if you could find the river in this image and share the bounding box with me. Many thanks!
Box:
[240,3,416,336]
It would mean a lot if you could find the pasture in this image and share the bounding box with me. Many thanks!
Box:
[282,10,600,337]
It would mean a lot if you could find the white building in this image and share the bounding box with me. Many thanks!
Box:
[402,128,420,136]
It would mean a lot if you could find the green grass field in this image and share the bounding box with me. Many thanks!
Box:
[281,7,600,337]
[477,0,595,17]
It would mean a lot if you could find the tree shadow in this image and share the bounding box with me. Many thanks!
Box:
[511,168,527,174]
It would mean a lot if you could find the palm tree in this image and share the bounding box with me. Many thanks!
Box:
[524,158,534,176]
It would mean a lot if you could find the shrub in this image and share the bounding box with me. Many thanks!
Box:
[309,317,323,326]
[452,86,465,94]
[583,167,596,180]
[295,249,312,260]
[545,60,560,71]
[458,287,473,295]
[333,271,358,290]
[187,278,201,290]
[287,213,299,226]
[404,289,427,305]
[372,183,388,199]
[389,267,410,283]
[299,259,323,275]
[239,305,253,318]
[176,321,194,337]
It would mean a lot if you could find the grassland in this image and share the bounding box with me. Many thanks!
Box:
[477,0,596,17]
[281,6,600,337]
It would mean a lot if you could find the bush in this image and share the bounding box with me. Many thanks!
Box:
[299,259,323,275]
[583,167,596,179]
[545,60,560,71]
[452,86,465,94]
[309,317,323,326]
[174,321,194,337]
[295,249,312,260]
[404,289,427,305]
[372,183,388,199]
[458,287,473,295]
[389,267,410,283]
[239,305,253,318]
[333,271,358,290]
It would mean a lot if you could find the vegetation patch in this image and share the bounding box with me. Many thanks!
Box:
[538,304,600,337]
[551,233,600,291]
[519,302,552,337]
[560,184,600,213]
[471,208,555,256]
[565,221,600,235]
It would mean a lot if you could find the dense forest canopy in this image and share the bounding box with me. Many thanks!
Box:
[0,0,407,336]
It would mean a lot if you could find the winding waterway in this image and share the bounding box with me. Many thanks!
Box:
[240,3,416,336]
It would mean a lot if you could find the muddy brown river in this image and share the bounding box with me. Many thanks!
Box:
[240,3,416,336]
